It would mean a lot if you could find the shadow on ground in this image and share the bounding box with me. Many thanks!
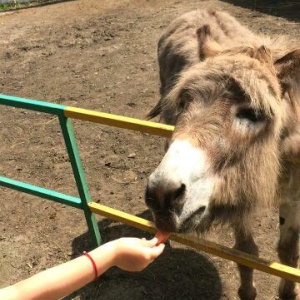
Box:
[221,0,299,22]
[68,210,223,300]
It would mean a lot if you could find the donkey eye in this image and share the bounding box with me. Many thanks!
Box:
[179,92,193,110]
[236,108,264,123]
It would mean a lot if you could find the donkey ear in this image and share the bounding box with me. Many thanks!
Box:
[274,49,300,101]
[254,46,273,65]
[196,25,222,61]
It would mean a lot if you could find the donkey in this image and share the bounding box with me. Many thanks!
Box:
[145,10,300,300]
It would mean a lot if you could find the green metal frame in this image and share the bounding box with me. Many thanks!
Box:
[3,95,300,283]
[0,94,101,247]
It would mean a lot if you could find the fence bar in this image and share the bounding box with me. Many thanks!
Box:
[0,176,82,209]
[0,94,174,137]
[88,201,300,283]
[58,115,101,247]
[0,94,65,115]
[64,106,174,138]
[2,93,299,282]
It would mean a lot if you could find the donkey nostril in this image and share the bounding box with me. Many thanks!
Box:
[145,181,186,210]
[198,206,206,214]
[174,183,186,200]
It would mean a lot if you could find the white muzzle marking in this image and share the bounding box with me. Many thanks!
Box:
[149,139,215,223]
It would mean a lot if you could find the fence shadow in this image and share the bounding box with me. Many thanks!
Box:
[221,0,299,22]
[68,210,223,300]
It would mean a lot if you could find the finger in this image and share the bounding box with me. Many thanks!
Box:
[140,237,158,247]
[155,231,170,245]
[147,237,158,247]
[148,243,165,258]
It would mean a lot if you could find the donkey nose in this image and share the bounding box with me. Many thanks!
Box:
[145,180,186,210]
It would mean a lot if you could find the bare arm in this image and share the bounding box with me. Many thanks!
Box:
[0,237,165,300]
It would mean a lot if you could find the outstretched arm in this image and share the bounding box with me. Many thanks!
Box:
[0,237,165,300]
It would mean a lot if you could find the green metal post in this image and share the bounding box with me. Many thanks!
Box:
[58,115,101,247]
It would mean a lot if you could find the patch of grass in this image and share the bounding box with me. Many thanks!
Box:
[0,1,27,11]
[0,3,20,11]
[0,0,73,12]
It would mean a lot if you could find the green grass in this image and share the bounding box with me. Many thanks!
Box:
[0,0,72,12]
[0,1,28,11]
[0,3,21,11]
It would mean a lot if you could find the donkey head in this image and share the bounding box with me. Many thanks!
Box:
[145,25,300,234]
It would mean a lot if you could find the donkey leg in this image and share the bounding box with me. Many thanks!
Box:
[277,202,300,300]
[233,227,258,300]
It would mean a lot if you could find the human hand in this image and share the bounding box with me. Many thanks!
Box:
[155,231,170,244]
[111,237,165,272]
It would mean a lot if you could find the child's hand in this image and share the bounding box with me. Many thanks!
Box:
[155,231,170,244]
[111,237,165,272]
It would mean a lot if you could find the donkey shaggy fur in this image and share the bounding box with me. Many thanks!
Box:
[146,10,300,300]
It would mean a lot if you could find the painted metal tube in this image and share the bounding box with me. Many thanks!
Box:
[3,93,297,281]
[0,94,174,137]
[64,106,174,138]
[88,202,300,283]
[58,115,101,246]
[0,94,65,115]
[0,176,82,209]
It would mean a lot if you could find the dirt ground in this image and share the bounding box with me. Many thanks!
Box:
[0,0,299,299]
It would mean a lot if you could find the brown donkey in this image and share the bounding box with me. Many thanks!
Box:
[145,10,300,300]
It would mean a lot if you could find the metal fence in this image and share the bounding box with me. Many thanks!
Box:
[1,93,299,282]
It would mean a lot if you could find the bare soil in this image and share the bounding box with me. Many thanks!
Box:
[0,0,299,299]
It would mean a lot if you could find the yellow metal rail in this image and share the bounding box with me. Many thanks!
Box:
[64,107,174,138]
[70,105,300,283]
[89,202,300,283]
[2,93,298,282]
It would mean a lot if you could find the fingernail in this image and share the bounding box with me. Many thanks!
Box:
[152,237,158,244]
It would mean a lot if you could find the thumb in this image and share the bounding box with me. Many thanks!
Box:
[148,243,165,259]
[140,237,158,248]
